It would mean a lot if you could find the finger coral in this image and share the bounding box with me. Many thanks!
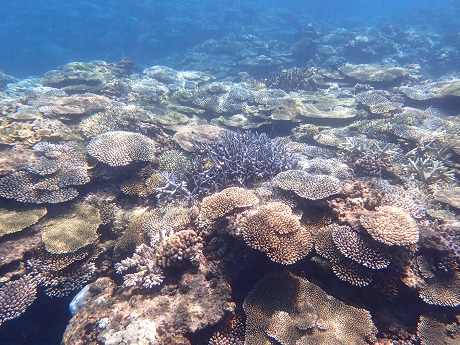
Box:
[86,130,156,166]
[240,202,313,264]
[360,206,419,246]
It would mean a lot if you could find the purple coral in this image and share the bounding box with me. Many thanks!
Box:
[155,130,297,201]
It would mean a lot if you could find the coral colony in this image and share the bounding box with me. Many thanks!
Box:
[0,8,460,345]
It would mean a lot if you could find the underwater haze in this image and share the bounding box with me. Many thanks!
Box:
[0,0,459,77]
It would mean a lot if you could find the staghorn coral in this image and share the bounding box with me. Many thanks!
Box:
[340,63,406,82]
[0,206,47,237]
[360,206,419,246]
[86,130,156,166]
[200,187,259,220]
[115,244,165,288]
[156,130,297,201]
[240,202,313,264]
[243,273,376,345]
[332,225,391,269]
[273,170,342,200]
[0,274,38,325]
[404,156,455,185]
[41,203,101,254]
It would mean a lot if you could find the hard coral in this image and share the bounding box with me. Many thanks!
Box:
[240,202,313,264]
[243,273,376,345]
[86,130,156,166]
[200,187,259,220]
[0,274,38,325]
[273,169,342,200]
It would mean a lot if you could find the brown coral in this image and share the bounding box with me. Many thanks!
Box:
[240,202,313,264]
[243,273,376,345]
[332,225,391,269]
[200,187,259,220]
[417,313,460,345]
[0,274,38,325]
[419,272,460,307]
[360,206,419,246]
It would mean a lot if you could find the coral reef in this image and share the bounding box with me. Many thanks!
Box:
[0,274,38,325]
[0,206,47,237]
[360,206,420,246]
[41,203,101,254]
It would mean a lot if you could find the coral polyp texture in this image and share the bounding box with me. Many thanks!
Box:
[41,203,101,254]
[86,130,156,166]
[273,169,342,200]
[0,206,47,237]
[115,244,165,288]
[0,141,89,203]
[0,274,38,325]
[200,187,259,220]
[240,202,313,264]
[360,206,419,246]
[243,273,376,345]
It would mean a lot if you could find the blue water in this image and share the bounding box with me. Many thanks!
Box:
[0,0,458,77]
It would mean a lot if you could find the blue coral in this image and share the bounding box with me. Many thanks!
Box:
[155,131,297,201]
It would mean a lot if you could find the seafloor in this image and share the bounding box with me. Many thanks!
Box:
[0,19,460,345]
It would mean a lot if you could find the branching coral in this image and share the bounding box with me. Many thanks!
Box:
[115,244,165,288]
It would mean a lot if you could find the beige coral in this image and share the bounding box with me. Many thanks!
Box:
[243,273,376,345]
[240,202,313,265]
[200,187,259,220]
[273,170,342,200]
[0,206,47,237]
[360,206,419,246]
[41,203,101,254]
